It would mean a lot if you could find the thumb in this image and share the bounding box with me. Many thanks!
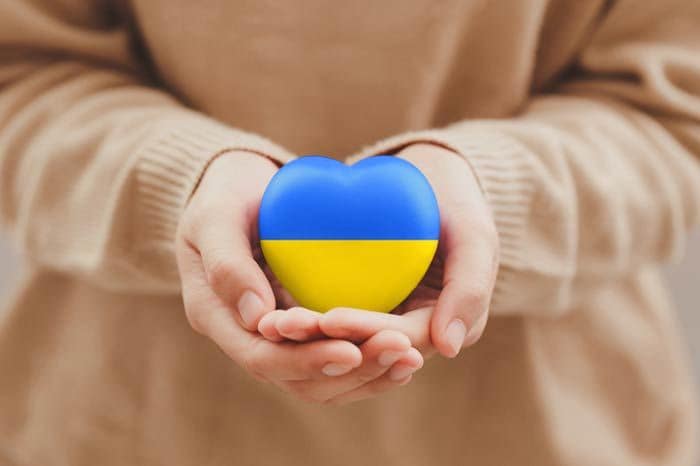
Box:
[195,213,275,331]
[430,215,497,358]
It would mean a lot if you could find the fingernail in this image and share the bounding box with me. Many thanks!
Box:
[378,350,403,367]
[238,290,264,327]
[445,319,466,357]
[389,364,417,381]
[322,363,353,377]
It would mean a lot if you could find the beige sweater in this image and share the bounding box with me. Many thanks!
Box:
[1,0,699,465]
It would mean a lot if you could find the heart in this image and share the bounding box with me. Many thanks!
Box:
[258,155,439,313]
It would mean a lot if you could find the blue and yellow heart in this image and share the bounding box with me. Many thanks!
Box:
[259,155,440,313]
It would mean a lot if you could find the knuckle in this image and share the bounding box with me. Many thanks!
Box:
[461,288,487,313]
[207,258,238,290]
[209,256,259,295]
[453,287,491,327]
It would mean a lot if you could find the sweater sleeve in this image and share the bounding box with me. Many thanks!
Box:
[0,1,294,293]
[349,0,700,315]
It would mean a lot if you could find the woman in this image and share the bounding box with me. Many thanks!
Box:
[0,1,698,465]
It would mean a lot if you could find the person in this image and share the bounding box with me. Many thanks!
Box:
[0,0,698,465]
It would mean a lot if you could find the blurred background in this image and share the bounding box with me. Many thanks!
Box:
[1,229,699,391]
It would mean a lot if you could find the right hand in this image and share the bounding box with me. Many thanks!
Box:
[175,151,422,404]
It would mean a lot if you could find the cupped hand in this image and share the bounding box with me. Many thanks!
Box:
[176,151,421,404]
[259,143,499,359]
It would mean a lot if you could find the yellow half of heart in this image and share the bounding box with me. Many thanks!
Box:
[261,239,438,313]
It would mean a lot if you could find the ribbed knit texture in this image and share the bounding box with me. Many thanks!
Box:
[136,114,294,251]
[0,1,698,465]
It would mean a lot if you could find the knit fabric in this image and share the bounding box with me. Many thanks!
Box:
[0,0,698,465]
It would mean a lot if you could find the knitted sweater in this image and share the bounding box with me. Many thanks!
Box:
[0,1,698,465]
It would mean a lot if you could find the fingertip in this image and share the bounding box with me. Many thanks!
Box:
[258,310,285,341]
[276,309,299,337]
[396,374,413,386]
[322,307,369,322]
[276,307,320,341]
[319,307,393,342]
[388,363,419,382]
[404,347,424,369]
[340,340,364,368]
[319,307,352,327]
[317,308,349,338]
[315,337,364,369]
[371,329,411,351]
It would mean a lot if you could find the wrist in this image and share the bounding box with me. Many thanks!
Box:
[396,142,481,190]
[192,149,278,199]
[397,142,463,164]
[209,148,279,171]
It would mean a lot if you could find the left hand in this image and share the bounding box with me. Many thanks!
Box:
[259,143,500,360]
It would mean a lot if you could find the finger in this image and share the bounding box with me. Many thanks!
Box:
[195,210,275,331]
[177,237,256,353]
[209,305,363,381]
[319,307,433,353]
[280,330,415,403]
[258,307,324,342]
[275,307,324,341]
[326,348,423,405]
[178,243,362,381]
[430,215,497,358]
[257,310,286,342]
[243,338,363,382]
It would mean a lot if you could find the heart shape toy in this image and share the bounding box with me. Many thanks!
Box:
[258,155,439,313]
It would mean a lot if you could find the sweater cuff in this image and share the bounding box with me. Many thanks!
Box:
[349,126,535,311]
[134,112,294,252]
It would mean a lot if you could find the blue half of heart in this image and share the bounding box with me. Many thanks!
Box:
[258,156,440,240]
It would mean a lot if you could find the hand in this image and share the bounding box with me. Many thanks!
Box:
[260,143,499,359]
[177,150,280,331]
[176,151,421,404]
[391,142,498,356]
